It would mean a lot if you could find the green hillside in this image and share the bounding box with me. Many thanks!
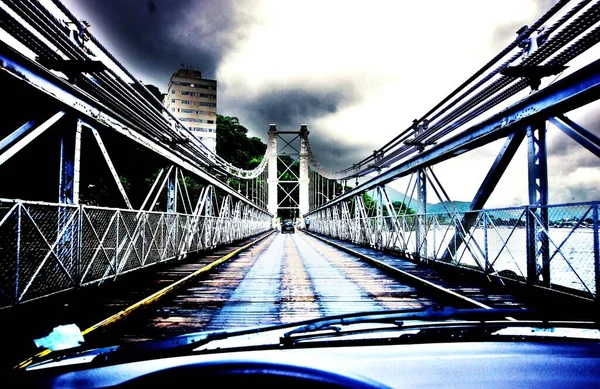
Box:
[384,186,471,214]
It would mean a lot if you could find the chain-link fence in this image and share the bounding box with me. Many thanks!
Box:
[0,199,271,308]
[311,201,599,299]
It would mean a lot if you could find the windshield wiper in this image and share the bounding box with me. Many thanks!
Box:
[279,306,529,345]
[94,307,527,362]
[25,306,536,369]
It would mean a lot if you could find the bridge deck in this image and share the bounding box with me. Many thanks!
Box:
[305,233,528,310]
[89,231,435,345]
[5,230,534,370]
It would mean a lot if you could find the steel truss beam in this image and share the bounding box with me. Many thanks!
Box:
[548,115,600,158]
[0,118,35,153]
[307,55,600,215]
[0,43,270,216]
[0,111,65,166]
[442,132,526,263]
[526,122,550,286]
[84,123,133,209]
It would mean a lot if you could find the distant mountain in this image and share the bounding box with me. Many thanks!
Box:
[384,185,471,214]
[383,185,422,208]
[426,201,471,214]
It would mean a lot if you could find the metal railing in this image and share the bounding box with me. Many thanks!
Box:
[310,201,599,299]
[0,199,271,308]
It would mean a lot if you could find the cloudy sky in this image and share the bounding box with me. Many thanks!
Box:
[55,0,599,206]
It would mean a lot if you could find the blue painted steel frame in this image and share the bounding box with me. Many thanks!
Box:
[0,119,35,152]
[526,123,550,286]
[307,56,600,215]
[0,41,270,215]
[441,132,526,264]
[548,115,600,158]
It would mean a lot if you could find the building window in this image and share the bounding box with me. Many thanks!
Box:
[181,91,190,95]
[171,99,175,103]
[171,90,175,94]
[190,127,215,132]
[171,81,216,90]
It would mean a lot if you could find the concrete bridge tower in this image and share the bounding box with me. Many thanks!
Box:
[267,124,279,227]
[266,124,311,228]
[299,125,310,225]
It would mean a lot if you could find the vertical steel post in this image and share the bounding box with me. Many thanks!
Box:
[314,173,317,208]
[354,194,361,243]
[59,135,75,204]
[167,168,177,213]
[73,120,82,204]
[416,168,427,261]
[317,174,320,207]
[526,122,550,286]
[376,186,384,250]
[74,120,82,285]
[412,120,428,261]
[15,203,21,304]
[58,120,81,284]
[115,211,120,274]
[484,211,489,274]
[167,168,177,258]
[318,175,322,207]
[77,204,83,286]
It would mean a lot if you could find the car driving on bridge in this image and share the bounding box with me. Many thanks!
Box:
[281,220,295,234]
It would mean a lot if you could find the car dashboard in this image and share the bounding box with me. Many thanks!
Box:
[18,339,600,388]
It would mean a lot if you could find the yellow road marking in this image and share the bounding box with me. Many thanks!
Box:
[15,230,275,370]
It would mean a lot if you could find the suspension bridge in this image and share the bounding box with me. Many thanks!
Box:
[1,0,600,370]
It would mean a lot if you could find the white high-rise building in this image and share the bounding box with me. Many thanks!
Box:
[163,69,217,153]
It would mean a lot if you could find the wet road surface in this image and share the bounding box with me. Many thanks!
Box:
[98,231,431,342]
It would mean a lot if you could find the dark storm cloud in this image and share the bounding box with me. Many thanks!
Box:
[64,0,369,171]
[546,111,600,179]
[220,85,370,170]
[309,136,375,172]
[554,181,600,203]
[62,0,241,82]
[238,87,355,131]
[490,0,560,52]
[146,0,157,15]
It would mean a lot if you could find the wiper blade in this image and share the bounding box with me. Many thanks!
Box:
[27,307,528,368]
[280,307,529,344]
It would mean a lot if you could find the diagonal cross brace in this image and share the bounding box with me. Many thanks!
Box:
[442,131,526,264]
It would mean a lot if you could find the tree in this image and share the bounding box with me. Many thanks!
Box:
[216,115,267,169]
[393,201,415,215]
